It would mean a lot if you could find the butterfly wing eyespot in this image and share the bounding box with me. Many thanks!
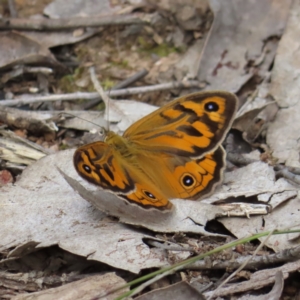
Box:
[143,190,156,199]
[180,173,196,188]
[83,164,92,174]
[166,147,226,200]
[204,101,219,112]
[121,183,172,211]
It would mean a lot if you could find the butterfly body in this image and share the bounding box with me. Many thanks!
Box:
[74,91,238,211]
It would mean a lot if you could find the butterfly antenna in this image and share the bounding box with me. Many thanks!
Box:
[57,112,106,133]
[106,89,111,132]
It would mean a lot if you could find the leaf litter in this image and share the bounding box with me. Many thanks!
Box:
[0,0,300,299]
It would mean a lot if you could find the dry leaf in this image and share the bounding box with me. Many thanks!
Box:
[267,0,300,167]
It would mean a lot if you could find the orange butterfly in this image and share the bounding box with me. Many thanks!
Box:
[74,91,238,211]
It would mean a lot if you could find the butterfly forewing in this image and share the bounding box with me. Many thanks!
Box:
[124,91,237,158]
[74,142,135,194]
[74,141,173,210]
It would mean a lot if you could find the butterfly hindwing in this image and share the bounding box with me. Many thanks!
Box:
[170,147,226,200]
[127,147,226,202]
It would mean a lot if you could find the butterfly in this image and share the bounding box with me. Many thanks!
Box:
[73,91,238,211]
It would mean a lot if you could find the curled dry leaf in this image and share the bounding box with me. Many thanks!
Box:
[13,273,129,300]
[198,0,292,92]
[267,0,300,168]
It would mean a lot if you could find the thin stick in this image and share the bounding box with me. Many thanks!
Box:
[208,230,274,300]
[276,169,300,185]
[187,244,300,270]
[109,230,300,300]
[0,13,153,31]
[89,67,113,131]
[89,67,110,107]
[82,68,148,110]
[113,68,149,90]
[0,80,201,107]
[8,0,18,18]
[275,164,300,185]
[130,270,175,298]
[147,240,195,252]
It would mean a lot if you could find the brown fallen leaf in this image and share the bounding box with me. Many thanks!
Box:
[0,170,13,185]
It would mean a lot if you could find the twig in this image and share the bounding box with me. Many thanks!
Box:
[187,244,300,270]
[8,0,18,18]
[0,129,51,155]
[204,260,300,299]
[115,69,149,90]
[0,106,57,134]
[1,66,53,84]
[276,169,300,185]
[89,66,114,130]
[103,229,300,300]
[286,166,300,175]
[89,66,137,132]
[0,13,153,31]
[208,230,274,300]
[226,152,257,166]
[275,165,300,185]
[0,270,93,292]
[130,270,175,298]
[89,67,111,107]
[0,80,202,107]
[147,240,195,252]
[82,68,148,110]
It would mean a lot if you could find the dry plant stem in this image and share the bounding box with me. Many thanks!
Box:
[188,244,300,271]
[2,162,26,170]
[89,66,120,130]
[0,80,201,107]
[0,107,56,134]
[0,13,152,31]
[109,230,300,300]
[25,67,53,75]
[286,166,300,175]
[89,67,111,107]
[1,67,53,84]
[82,68,149,110]
[209,273,229,292]
[235,89,258,119]
[277,170,300,185]
[275,168,300,185]
[147,240,194,252]
[130,270,175,298]
[226,152,257,166]
[198,282,214,293]
[1,129,51,154]
[113,69,149,90]
[0,271,91,293]
[205,260,300,299]
[8,0,18,18]
[208,230,274,300]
